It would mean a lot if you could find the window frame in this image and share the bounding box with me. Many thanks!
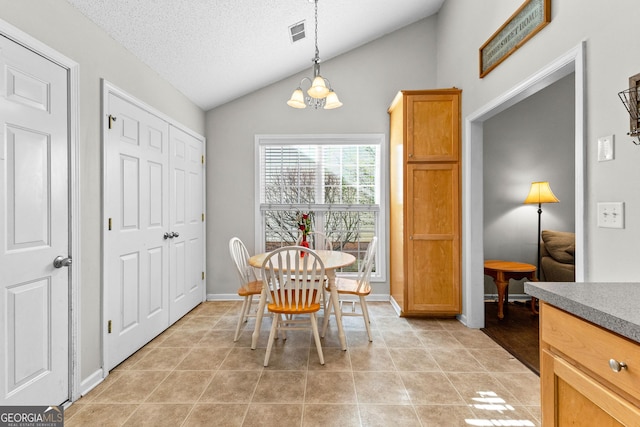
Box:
[254,134,386,281]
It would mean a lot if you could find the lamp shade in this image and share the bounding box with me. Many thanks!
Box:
[307,76,330,99]
[323,91,342,109]
[287,88,306,109]
[523,181,560,204]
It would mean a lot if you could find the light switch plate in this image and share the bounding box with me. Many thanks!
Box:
[597,202,624,228]
[597,135,614,162]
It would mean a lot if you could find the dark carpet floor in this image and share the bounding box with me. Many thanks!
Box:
[481,300,540,375]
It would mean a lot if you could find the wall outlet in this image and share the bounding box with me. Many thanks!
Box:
[597,202,624,228]
[597,135,614,161]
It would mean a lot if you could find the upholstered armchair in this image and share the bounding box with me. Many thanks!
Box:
[540,230,575,282]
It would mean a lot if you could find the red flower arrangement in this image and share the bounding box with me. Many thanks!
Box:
[297,211,312,253]
[297,211,312,236]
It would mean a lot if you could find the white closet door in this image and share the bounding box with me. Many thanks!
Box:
[103,83,205,371]
[0,34,69,405]
[168,125,204,323]
[104,92,170,370]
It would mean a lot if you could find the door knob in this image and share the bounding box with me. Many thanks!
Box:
[53,256,72,268]
[164,232,171,239]
[172,232,179,238]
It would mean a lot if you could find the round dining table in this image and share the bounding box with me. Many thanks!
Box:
[248,249,356,351]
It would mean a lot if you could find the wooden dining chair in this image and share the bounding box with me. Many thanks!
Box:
[228,237,264,342]
[261,246,326,366]
[322,236,377,342]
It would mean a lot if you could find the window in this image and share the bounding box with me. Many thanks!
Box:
[256,134,385,279]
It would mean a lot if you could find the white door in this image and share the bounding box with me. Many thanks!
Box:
[104,93,170,370]
[168,126,204,323]
[0,35,69,404]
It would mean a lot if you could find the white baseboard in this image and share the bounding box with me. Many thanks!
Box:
[79,368,105,398]
[457,313,470,327]
[207,293,391,302]
[389,296,401,315]
[206,294,241,301]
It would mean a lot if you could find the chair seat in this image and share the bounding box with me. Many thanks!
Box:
[238,280,263,296]
[326,277,371,296]
[267,290,321,314]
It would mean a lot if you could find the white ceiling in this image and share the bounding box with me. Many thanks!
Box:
[65,0,445,110]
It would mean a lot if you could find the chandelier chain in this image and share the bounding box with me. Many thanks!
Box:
[286,0,342,109]
[314,0,319,61]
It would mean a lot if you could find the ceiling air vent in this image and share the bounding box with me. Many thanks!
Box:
[289,20,306,43]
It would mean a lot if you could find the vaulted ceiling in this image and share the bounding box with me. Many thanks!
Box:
[66,0,444,110]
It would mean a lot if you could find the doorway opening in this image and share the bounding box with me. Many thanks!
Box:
[462,42,587,329]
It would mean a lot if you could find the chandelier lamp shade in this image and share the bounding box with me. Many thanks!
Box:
[287,0,342,110]
[524,181,560,275]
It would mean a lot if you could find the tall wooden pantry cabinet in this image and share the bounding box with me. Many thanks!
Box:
[388,89,462,316]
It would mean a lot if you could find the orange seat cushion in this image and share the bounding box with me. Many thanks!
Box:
[327,277,371,296]
[267,290,320,314]
[237,280,263,296]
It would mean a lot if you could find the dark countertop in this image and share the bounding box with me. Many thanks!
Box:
[524,281,640,344]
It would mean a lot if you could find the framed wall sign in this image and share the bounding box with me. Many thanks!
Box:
[479,0,551,78]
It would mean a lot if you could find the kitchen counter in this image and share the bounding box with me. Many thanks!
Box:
[525,281,640,344]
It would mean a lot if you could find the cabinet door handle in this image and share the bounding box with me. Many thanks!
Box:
[609,359,628,372]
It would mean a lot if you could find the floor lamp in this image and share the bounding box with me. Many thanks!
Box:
[523,181,559,278]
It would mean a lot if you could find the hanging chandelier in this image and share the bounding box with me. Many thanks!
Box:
[287,0,342,110]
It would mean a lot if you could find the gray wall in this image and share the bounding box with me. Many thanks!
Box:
[205,17,438,299]
[483,74,575,296]
[0,0,205,381]
[436,0,640,282]
[5,0,640,393]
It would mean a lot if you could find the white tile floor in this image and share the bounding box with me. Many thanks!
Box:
[65,301,541,426]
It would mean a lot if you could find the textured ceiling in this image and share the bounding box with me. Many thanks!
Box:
[65,0,444,110]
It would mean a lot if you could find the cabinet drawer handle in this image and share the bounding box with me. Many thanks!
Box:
[609,359,628,372]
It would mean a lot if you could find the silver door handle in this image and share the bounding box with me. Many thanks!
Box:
[164,232,171,239]
[164,232,180,239]
[172,232,179,238]
[53,256,72,268]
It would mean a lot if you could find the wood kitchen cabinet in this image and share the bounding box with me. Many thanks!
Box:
[540,302,640,425]
[388,89,461,316]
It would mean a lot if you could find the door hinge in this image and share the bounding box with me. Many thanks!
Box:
[202,271,205,280]
[108,114,117,129]
[201,155,205,164]
[108,218,112,231]
[107,320,112,334]
[202,213,205,222]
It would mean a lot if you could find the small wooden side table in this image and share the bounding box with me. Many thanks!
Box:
[484,260,537,319]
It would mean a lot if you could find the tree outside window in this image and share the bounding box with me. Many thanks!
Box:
[259,140,380,274]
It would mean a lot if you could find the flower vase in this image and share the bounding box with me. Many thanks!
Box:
[300,234,309,256]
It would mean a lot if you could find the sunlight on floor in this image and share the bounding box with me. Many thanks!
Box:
[465,391,536,426]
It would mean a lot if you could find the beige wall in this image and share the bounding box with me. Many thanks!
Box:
[0,0,205,381]
[205,17,438,299]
